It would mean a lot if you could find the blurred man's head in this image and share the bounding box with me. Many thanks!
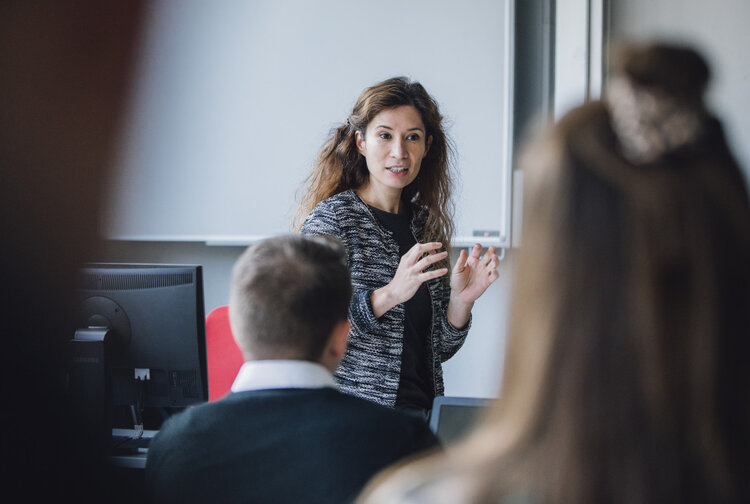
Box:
[229,234,352,370]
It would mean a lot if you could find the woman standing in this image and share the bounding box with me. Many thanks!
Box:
[296,77,498,417]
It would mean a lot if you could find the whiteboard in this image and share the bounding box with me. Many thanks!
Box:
[105,0,514,247]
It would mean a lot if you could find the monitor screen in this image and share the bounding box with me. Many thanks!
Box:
[429,396,495,444]
[69,263,208,436]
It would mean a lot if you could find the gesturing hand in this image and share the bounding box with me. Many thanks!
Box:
[371,242,448,318]
[450,243,499,306]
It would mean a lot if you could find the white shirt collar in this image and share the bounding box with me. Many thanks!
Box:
[230,360,337,393]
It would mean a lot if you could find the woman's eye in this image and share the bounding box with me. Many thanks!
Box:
[407,134,421,141]
[379,133,391,140]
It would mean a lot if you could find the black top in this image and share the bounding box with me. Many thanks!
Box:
[301,190,471,407]
[145,388,439,504]
[367,205,434,411]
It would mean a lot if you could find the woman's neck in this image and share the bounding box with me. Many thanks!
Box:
[356,184,404,214]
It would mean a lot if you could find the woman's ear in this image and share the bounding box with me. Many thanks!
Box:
[355,130,367,156]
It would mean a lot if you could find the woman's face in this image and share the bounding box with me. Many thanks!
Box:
[355,105,432,198]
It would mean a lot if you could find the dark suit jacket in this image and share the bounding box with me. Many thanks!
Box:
[145,387,440,503]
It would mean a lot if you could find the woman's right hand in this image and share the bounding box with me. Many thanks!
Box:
[370,242,448,318]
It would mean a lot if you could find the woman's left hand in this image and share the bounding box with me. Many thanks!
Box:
[448,244,499,326]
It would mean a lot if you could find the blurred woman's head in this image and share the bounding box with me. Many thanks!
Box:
[482,42,750,504]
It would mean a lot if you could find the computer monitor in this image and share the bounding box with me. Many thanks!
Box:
[68,263,208,447]
[429,396,495,444]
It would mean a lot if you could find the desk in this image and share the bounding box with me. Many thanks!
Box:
[107,428,158,470]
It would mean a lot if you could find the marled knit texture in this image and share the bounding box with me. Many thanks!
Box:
[300,190,470,407]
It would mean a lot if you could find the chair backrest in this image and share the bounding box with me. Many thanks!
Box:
[205,305,245,401]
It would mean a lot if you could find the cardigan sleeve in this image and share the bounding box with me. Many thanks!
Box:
[300,199,385,334]
[435,282,471,362]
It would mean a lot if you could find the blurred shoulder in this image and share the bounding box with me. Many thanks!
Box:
[150,400,218,443]
[358,452,535,504]
[357,458,476,504]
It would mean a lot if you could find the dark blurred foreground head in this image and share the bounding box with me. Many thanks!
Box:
[0,1,144,500]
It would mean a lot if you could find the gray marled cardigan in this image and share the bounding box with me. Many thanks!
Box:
[300,190,470,407]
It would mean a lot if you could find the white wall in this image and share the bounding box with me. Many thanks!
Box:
[554,0,590,117]
[442,248,511,398]
[609,0,750,184]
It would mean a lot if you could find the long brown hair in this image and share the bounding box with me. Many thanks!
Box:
[294,76,456,248]
[359,43,750,504]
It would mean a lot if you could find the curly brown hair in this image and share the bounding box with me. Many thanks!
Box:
[295,77,456,265]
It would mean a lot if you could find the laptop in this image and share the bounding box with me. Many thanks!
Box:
[429,396,495,444]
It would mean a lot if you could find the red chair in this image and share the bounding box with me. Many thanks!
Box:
[205,305,245,401]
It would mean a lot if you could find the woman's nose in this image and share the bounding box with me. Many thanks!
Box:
[391,138,407,158]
